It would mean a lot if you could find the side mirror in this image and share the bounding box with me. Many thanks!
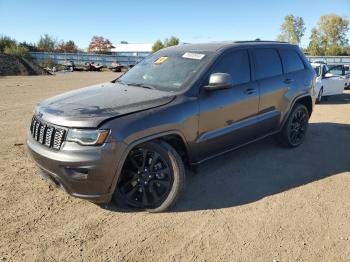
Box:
[324,73,333,78]
[204,73,233,91]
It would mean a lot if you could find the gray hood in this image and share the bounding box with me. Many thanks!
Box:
[35,82,175,128]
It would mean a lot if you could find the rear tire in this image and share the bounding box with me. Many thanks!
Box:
[276,103,309,148]
[113,140,185,213]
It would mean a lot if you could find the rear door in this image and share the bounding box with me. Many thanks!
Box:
[253,48,291,134]
[197,49,259,159]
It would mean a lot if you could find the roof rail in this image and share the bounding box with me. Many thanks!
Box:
[234,40,289,44]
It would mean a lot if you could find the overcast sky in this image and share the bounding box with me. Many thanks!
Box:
[1,0,349,48]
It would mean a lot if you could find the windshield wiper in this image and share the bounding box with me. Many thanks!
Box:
[125,83,156,90]
[115,79,127,85]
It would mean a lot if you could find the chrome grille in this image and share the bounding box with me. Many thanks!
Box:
[53,128,65,149]
[45,127,54,147]
[30,116,66,150]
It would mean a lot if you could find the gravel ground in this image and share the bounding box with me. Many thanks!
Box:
[0,72,349,261]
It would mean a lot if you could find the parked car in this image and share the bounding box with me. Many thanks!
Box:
[345,65,350,89]
[310,62,346,103]
[27,41,316,212]
[327,64,350,90]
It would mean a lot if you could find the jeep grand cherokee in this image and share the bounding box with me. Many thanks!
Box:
[27,41,316,212]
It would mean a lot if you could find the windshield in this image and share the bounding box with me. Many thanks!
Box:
[311,65,321,76]
[118,50,212,92]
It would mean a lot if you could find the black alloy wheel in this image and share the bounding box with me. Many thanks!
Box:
[115,141,185,212]
[276,103,309,148]
[288,107,308,146]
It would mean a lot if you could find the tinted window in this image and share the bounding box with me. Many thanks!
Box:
[254,49,282,80]
[279,49,305,73]
[212,50,250,85]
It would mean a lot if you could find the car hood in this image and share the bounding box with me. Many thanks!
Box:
[35,82,175,128]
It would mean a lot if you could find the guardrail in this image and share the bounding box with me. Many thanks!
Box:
[30,52,151,67]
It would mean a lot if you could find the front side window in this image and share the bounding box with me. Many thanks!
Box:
[119,50,213,92]
[211,50,251,85]
[279,49,305,73]
[254,48,283,80]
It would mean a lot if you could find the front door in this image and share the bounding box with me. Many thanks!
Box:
[197,49,259,160]
[322,65,345,95]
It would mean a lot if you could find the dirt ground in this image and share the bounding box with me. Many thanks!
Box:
[0,72,349,262]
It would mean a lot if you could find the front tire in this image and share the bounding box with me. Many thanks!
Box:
[276,103,309,148]
[113,140,185,212]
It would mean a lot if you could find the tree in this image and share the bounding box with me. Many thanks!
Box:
[341,45,350,55]
[152,40,164,52]
[277,15,306,45]
[152,36,180,52]
[37,34,57,52]
[57,40,78,53]
[164,36,179,47]
[4,44,30,58]
[307,28,324,56]
[120,41,128,44]
[88,36,114,53]
[307,14,349,56]
[0,35,17,52]
[319,14,349,47]
[19,41,37,52]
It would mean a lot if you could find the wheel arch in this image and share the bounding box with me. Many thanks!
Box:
[280,94,313,130]
[295,95,313,116]
[108,130,190,196]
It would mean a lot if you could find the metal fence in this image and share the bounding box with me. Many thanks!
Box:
[307,56,350,65]
[30,52,350,67]
[30,52,151,67]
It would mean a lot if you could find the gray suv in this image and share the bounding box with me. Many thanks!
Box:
[27,41,316,212]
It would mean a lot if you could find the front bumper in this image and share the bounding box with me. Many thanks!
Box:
[27,133,127,203]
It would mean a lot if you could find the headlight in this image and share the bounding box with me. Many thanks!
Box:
[66,129,110,146]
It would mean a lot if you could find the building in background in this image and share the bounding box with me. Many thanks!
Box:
[110,43,153,57]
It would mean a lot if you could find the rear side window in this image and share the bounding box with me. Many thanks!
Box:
[212,50,250,85]
[254,49,282,80]
[279,49,305,73]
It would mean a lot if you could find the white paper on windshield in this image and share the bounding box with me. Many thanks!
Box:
[182,52,205,60]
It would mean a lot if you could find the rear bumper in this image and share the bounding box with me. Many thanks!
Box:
[27,133,127,203]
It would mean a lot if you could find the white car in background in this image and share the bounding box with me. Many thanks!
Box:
[345,65,350,89]
[311,62,345,103]
[330,64,350,89]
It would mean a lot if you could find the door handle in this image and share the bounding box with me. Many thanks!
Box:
[283,78,295,84]
[244,88,257,95]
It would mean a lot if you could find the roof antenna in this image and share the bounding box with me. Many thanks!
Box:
[255,38,261,41]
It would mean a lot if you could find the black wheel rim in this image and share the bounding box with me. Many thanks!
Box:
[289,108,308,146]
[118,148,173,209]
